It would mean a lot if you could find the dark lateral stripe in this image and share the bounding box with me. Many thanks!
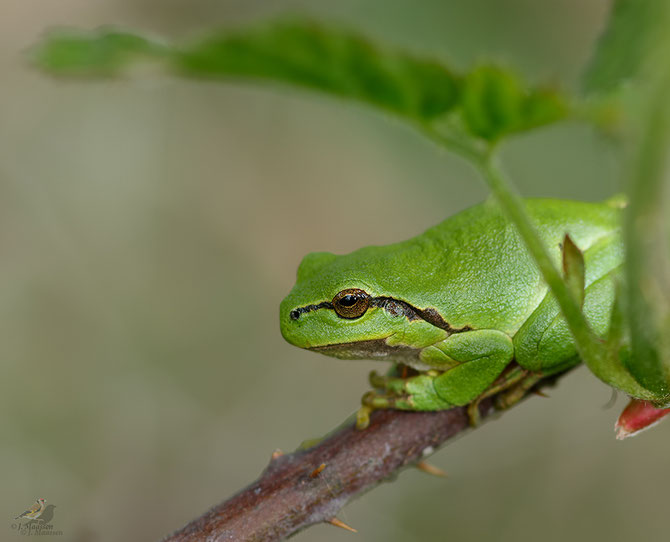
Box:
[290,301,333,320]
[416,306,471,333]
[291,296,470,333]
[371,297,470,333]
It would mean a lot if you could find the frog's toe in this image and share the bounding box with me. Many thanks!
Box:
[356,391,415,429]
[361,390,413,410]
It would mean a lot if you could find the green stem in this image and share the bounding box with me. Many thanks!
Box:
[416,123,486,164]
[623,66,670,397]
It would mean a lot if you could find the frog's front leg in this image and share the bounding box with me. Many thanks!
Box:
[356,330,514,429]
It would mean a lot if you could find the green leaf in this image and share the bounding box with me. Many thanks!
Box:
[561,234,585,308]
[32,21,570,141]
[460,65,566,142]
[174,20,461,121]
[33,21,462,122]
[582,0,670,94]
[31,28,167,76]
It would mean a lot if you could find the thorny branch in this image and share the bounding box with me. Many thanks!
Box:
[163,373,566,542]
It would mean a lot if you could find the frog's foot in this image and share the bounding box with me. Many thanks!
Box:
[368,368,437,393]
[356,370,453,430]
[465,366,530,427]
[494,373,544,410]
[356,390,414,429]
[368,370,408,395]
[356,370,410,430]
[464,371,544,427]
[466,401,483,427]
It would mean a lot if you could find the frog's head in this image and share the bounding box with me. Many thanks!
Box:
[280,249,448,364]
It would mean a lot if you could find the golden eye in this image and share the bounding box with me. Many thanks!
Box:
[332,288,370,319]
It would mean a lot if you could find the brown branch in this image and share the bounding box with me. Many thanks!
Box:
[162,371,564,542]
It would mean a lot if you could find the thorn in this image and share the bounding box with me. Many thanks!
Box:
[271,449,284,461]
[602,388,618,410]
[328,517,357,533]
[310,463,326,478]
[533,389,550,398]
[415,460,447,478]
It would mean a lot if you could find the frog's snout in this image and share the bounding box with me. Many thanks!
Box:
[279,298,305,347]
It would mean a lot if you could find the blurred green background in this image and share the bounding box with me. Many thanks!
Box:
[2,1,668,541]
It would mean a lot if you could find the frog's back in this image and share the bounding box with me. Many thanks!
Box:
[363,198,622,334]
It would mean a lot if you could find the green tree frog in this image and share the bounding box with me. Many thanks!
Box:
[280,198,623,428]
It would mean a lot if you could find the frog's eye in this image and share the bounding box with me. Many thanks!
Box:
[332,288,370,319]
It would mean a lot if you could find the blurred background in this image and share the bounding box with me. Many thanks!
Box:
[2,1,668,541]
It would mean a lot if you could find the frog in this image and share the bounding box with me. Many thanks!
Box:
[280,198,624,428]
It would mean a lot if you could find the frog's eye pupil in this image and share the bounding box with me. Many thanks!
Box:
[332,288,370,319]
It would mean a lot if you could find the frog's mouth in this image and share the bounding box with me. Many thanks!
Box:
[310,338,422,363]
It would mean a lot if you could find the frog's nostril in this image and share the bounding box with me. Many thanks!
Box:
[290,309,301,321]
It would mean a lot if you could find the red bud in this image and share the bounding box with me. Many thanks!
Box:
[615,399,670,439]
